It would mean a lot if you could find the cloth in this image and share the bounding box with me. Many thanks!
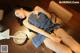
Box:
[0,29,10,40]
[28,12,60,48]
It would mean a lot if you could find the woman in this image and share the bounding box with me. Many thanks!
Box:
[14,6,73,53]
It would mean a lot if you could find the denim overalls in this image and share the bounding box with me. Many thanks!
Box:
[28,12,60,48]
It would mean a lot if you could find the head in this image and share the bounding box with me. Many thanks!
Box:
[15,8,30,26]
[15,8,26,19]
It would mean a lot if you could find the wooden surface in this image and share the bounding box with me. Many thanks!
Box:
[0,0,80,53]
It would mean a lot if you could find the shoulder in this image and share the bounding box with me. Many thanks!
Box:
[23,12,34,26]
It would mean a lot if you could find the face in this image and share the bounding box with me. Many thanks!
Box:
[15,9,25,19]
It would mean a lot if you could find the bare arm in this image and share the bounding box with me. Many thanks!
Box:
[20,26,36,39]
[23,20,61,42]
[33,6,51,19]
[34,6,63,24]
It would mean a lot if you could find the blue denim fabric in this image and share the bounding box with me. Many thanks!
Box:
[32,33,45,48]
[28,12,60,48]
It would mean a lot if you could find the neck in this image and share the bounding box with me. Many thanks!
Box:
[23,10,31,17]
